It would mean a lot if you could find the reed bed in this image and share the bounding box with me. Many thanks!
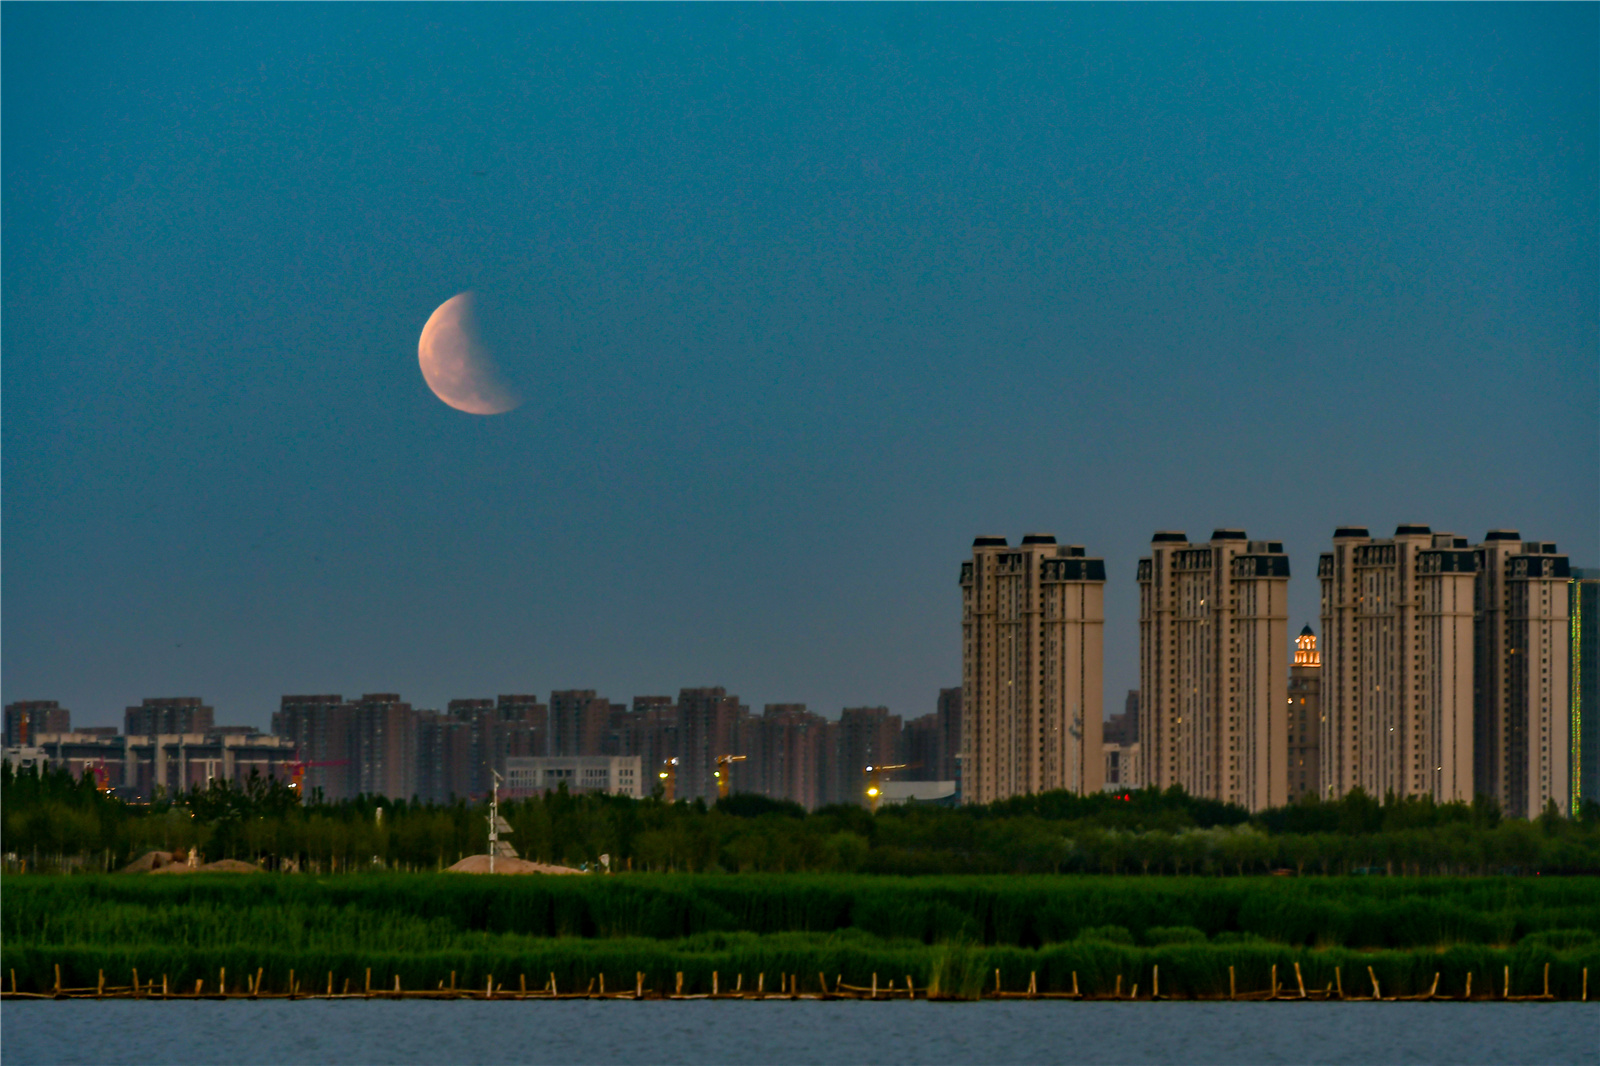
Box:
[5,874,1596,999]
[7,874,1596,947]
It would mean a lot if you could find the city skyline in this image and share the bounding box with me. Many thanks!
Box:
[4,6,1595,734]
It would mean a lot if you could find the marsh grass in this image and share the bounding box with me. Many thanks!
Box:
[5,874,1596,996]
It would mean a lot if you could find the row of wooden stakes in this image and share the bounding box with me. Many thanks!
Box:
[4,962,1586,1002]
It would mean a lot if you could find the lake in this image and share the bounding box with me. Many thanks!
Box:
[2,999,1594,1065]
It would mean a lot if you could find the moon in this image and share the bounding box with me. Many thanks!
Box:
[418,292,523,415]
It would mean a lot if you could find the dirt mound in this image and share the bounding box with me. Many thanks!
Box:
[119,850,187,874]
[149,858,260,875]
[445,855,584,875]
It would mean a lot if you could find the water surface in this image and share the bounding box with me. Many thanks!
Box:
[3,1000,1594,1065]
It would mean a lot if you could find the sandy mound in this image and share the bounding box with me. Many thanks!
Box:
[446,855,584,875]
[149,858,259,875]
[120,850,187,873]
[198,859,260,873]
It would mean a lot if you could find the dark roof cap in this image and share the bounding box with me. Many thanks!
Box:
[1300,624,1315,636]
[972,536,1008,548]
[1211,529,1248,541]
[1020,533,1056,546]
[1484,530,1521,541]
[1151,531,1188,543]
[1332,527,1370,539]
[1395,524,1432,536]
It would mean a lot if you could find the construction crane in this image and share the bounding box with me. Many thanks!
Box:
[713,754,747,800]
[863,763,908,813]
[286,759,349,801]
[657,757,679,803]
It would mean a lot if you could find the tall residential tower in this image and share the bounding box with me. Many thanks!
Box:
[960,535,1105,804]
[1318,526,1477,804]
[1138,530,1289,812]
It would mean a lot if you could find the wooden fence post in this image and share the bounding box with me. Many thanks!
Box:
[1294,962,1306,999]
[1367,966,1380,1000]
[1153,964,1160,1000]
[1229,965,1236,1000]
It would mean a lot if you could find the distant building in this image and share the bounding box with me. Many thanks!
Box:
[618,696,676,792]
[936,687,962,785]
[272,695,355,800]
[24,730,295,798]
[756,704,826,809]
[125,697,213,738]
[1103,742,1140,791]
[875,780,957,807]
[1573,569,1599,811]
[1139,530,1289,812]
[1287,626,1322,802]
[415,711,474,803]
[352,694,416,800]
[549,690,611,757]
[961,534,1106,804]
[837,706,903,805]
[674,687,744,804]
[4,701,70,747]
[1104,691,1139,746]
[504,755,642,799]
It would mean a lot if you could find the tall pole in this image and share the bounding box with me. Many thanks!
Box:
[489,772,500,874]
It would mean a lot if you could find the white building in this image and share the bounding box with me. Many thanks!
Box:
[1103,742,1141,792]
[504,755,643,799]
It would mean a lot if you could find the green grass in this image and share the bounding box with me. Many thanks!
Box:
[5,874,1596,997]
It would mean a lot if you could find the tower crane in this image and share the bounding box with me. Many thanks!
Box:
[657,757,679,803]
[863,763,908,813]
[714,754,747,800]
[286,759,349,801]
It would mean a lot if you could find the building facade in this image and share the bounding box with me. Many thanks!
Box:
[1572,568,1599,811]
[1475,533,1571,817]
[504,755,643,799]
[961,534,1105,804]
[1318,526,1476,804]
[4,701,71,747]
[1287,626,1322,802]
[125,697,214,738]
[1138,530,1289,812]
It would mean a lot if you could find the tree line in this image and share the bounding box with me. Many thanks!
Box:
[3,759,1598,876]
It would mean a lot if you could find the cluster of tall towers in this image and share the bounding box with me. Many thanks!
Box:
[961,527,1588,816]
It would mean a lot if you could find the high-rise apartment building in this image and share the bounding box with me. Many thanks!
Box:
[125,697,214,738]
[549,690,611,757]
[414,711,473,803]
[838,706,904,804]
[755,704,825,809]
[1475,532,1571,817]
[935,687,962,785]
[1138,530,1289,812]
[4,701,70,747]
[961,534,1105,804]
[272,694,356,800]
[675,687,744,803]
[1287,626,1322,802]
[352,693,416,800]
[1572,568,1599,811]
[1317,526,1476,804]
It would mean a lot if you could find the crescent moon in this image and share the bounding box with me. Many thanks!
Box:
[418,292,522,415]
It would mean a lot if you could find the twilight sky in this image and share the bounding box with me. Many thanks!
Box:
[4,5,1596,731]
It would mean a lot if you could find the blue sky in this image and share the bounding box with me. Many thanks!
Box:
[4,5,1595,729]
